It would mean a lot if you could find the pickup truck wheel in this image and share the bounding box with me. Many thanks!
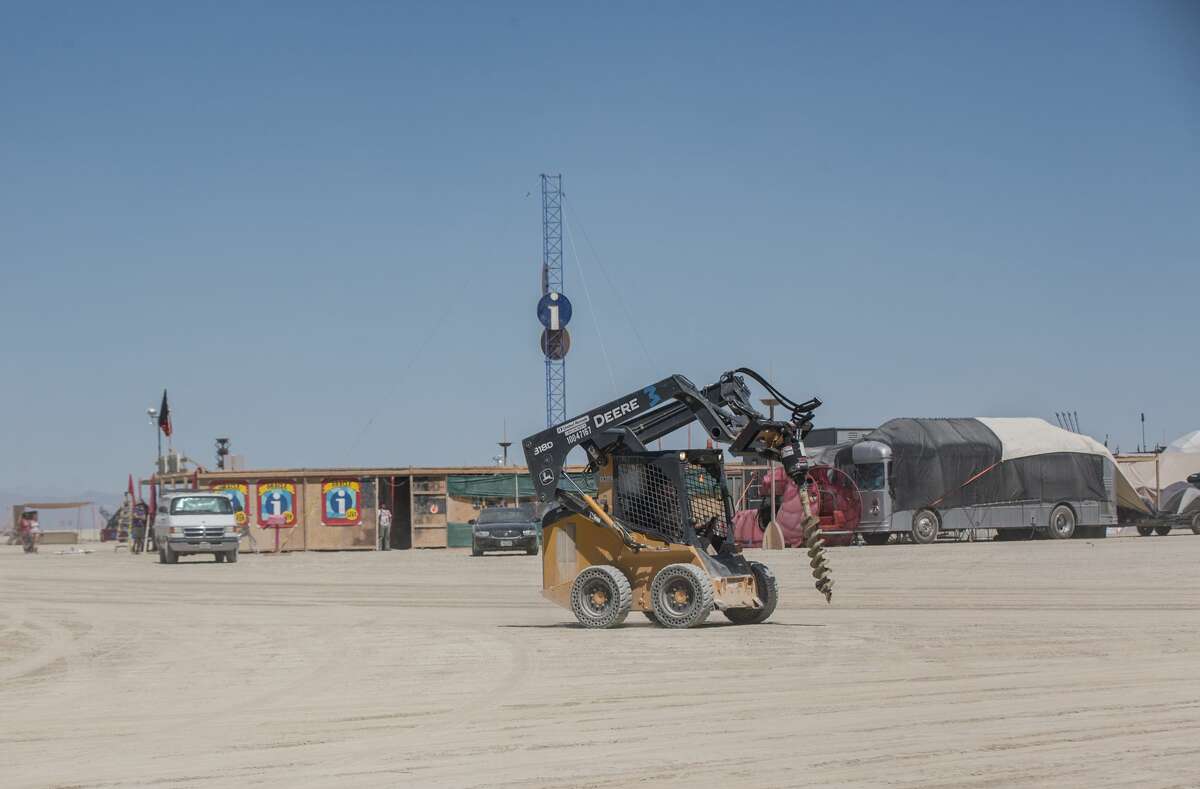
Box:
[1154,525,1172,536]
[158,546,168,564]
[226,550,238,563]
[911,509,940,544]
[1136,525,1154,536]
[1047,505,1076,539]
[214,553,224,563]
[165,545,178,564]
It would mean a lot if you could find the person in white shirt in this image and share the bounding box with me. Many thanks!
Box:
[378,506,393,551]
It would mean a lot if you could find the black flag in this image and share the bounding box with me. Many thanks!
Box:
[158,390,172,437]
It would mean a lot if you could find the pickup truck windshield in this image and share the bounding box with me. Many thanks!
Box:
[170,496,234,515]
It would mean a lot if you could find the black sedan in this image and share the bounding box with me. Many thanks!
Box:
[471,507,539,556]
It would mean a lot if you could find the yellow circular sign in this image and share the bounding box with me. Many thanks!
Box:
[235,511,247,525]
[346,507,359,522]
[284,511,295,524]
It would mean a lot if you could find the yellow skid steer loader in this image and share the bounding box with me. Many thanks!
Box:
[522,369,832,629]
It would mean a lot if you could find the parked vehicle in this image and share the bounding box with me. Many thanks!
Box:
[470,506,539,556]
[831,418,1149,543]
[154,492,241,563]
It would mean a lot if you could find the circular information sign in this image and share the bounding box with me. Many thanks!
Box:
[537,291,572,330]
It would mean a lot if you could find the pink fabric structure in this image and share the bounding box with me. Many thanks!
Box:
[733,467,861,548]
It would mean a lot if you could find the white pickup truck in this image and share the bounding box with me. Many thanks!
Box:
[155,491,242,564]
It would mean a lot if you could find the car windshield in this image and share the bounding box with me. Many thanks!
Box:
[477,509,527,524]
[170,496,233,515]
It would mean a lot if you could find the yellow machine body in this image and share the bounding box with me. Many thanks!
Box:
[540,512,760,612]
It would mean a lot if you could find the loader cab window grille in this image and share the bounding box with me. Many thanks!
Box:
[612,456,688,543]
[611,453,733,543]
[683,462,731,538]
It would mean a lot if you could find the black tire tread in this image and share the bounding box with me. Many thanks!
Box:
[650,563,714,629]
[725,562,779,625]
[569,565,632,629]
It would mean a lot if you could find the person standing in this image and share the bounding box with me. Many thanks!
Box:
[377,506,392,551]
[131,500,148,554]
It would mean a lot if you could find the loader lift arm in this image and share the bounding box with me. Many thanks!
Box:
[522,368,820,505]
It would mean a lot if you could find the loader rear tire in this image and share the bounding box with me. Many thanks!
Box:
[1155,525,1172,536]
[650,564,714,629]
[569,565,631,629]
[725,561,778,625]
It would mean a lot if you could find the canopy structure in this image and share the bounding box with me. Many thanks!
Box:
[1117,430,1200,515]
[10,501,94,531]
[857,417,1148,515]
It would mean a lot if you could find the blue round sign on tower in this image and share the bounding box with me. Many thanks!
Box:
[537,291,572,330]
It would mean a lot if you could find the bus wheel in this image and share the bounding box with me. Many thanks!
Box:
[911,509,939,544]
[1047,505,1075,539]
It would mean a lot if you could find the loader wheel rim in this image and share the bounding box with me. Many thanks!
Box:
[658,579,697,617]
[579,579,614,616]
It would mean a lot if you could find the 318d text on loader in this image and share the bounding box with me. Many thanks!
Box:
[522,368,832,629]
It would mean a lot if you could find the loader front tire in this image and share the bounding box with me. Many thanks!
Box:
[569,565,631,629]
[725,561,778,625]
[650,564,714,629]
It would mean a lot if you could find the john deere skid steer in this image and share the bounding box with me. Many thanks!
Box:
[522,369,832,629]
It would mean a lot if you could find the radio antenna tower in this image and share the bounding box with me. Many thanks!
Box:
[538,174,571,426]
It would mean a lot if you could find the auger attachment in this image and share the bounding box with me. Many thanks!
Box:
[800,483,833,603]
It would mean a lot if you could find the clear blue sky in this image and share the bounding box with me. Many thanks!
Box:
[2,1,1197,493]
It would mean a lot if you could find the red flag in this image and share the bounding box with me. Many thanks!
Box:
[158,390,172,437]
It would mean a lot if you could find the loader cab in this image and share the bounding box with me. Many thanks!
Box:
[845,440,893,529]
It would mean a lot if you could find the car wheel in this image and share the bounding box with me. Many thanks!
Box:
[214,553,224,563]
[724,562,779,625]
[526,544,538,556]
[158,546,168,564]
[861,533,890,546]
[911,509,939,544]
[1047,504,1076,540]
[226,549,238,563]
[569,565,632,629]
[165,545,178,564]
[650,564,714,629]
[471,543,482,557]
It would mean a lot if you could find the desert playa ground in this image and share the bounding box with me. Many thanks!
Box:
[3,535,1199,788]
